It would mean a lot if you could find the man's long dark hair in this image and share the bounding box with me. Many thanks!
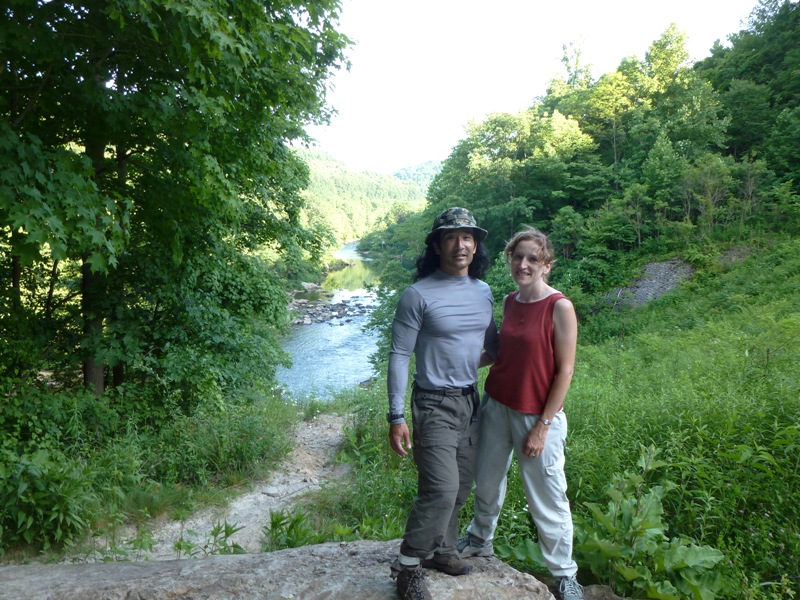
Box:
[413,231,490,282]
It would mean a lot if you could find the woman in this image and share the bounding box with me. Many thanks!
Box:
[458,227,583,600]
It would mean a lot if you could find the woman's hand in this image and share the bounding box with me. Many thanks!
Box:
[522,422,548,458]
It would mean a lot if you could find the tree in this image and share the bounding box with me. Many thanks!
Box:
[687,153,736,231]
[720,79,775,158]
[657,73,729,162]
[643,24,690,96]
[584,71,636,169]
[1,1,349,397]
[731,158,773,233]
[541,41,594,125]
[641,133,691,223]
[620,184,650,247]
[695,1,800,114]
[765,106,800,191]
[549,206,584,260]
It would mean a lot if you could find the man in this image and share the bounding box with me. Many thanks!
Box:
[387,207,499,600]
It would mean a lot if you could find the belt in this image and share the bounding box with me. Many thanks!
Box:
[413,383,476,396]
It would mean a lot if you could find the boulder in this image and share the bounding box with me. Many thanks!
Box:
[0,540,561,600]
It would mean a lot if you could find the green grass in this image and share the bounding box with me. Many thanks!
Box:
[305,238,800,599]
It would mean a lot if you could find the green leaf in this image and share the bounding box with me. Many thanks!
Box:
[646,579,681,600]
[615,563,647,582]
[85,252,108,273]
[584,501,620,534]
[662,543,725,571]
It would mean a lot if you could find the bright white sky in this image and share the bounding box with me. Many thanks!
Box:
[307,0,758,174]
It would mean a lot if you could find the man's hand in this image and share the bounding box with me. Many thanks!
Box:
[389,423,411,457]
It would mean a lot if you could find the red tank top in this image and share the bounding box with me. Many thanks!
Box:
[484,291,566,414]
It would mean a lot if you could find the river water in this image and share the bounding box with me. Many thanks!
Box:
[276,244,381,398]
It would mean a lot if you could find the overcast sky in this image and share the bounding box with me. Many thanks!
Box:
[306,0,758,174]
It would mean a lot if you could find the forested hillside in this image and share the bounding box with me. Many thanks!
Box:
[294,148,426,248]
[361,2,800,286]
[393,161,442,195]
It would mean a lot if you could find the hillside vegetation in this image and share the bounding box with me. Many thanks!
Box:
[2,2,799,598]
[307,239,799,599]
[294,148,427,250]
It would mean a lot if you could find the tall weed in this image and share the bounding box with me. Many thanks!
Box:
[0,449,93,551]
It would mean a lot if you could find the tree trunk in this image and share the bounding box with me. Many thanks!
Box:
[45,259,59,320]
[109,143,129,388]
[112,364,124,388]
[11,254,21,311]
[82,124,107,394]
[81,260,105,394]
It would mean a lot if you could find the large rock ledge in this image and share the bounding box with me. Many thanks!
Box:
[0,540,569,600]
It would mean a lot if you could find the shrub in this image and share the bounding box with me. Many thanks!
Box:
[0,449,94,552]
[574,447,734,600]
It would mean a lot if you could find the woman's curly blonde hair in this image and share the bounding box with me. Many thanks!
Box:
[503,226,555,266]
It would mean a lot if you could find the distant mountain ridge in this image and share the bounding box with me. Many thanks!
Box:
[295,148,430,247]
[393,160,442,195]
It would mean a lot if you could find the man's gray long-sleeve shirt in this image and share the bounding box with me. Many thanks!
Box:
[387,270,499,422]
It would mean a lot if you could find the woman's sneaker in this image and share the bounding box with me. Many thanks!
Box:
[456,534,494,558]
[556,575,584,600]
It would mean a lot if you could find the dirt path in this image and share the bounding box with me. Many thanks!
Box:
[119,413,348,561]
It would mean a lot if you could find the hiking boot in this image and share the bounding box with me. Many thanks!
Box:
[457,534,494,558]
[421,553,473,576]
[393,566,432,600]
[556,575,584,600]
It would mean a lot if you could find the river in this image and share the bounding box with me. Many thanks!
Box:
[276,244,381,398]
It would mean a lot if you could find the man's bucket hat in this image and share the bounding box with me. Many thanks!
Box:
[425,207,488,244]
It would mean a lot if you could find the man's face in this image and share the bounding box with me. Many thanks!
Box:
[434,228,477,276]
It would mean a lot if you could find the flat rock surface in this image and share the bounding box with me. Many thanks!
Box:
[0,540,557,600]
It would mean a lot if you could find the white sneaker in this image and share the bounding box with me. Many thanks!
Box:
[456,534,494,558]
[556,575,584,600]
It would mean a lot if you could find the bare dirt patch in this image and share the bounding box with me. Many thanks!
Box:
[609,259,693,308]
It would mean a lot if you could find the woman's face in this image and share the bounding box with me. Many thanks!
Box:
[509,239,551,286]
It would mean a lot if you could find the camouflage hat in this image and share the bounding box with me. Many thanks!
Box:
[425,207,488,244]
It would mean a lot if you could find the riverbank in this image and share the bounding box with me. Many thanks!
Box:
[287,283,374,325]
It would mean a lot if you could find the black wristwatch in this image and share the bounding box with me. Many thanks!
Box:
[387,411,405,423]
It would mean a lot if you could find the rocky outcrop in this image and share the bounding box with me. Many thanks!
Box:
[608,259,693,308]
[1,540,544,600]
[0,540,622,600]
